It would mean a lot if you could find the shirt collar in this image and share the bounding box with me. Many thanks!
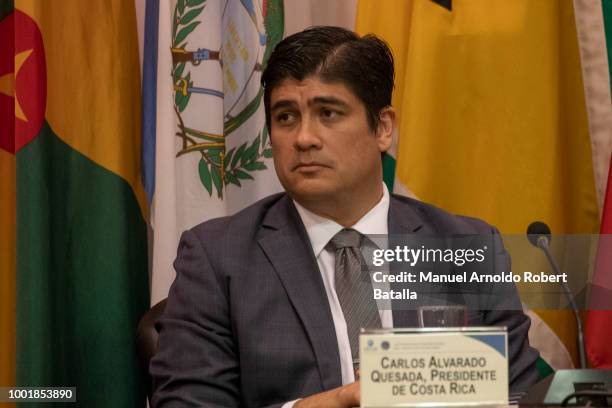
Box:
[293,184,390,257]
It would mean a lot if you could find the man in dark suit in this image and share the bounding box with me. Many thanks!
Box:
[150,26,540,407]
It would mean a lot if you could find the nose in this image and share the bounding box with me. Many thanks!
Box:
[294,116,322,151]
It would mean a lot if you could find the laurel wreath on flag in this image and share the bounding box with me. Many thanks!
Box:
[171,0,283,198]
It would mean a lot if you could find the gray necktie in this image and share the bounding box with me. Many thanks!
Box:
[329,228,382,360]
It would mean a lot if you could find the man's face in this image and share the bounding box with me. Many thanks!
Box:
[269,76,392,205]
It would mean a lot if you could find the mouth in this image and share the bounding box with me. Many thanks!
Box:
[293,162,328,172]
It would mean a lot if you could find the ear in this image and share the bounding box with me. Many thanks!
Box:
[376,106,396,153]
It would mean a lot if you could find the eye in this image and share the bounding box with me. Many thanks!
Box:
[275,112,296,125]
[321,108,340,120]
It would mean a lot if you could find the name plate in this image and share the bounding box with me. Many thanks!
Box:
[360,327,508,407]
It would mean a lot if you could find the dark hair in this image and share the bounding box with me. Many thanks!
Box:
[261,26,394,132]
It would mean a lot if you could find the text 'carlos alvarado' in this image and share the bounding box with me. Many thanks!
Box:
[369,245,568,299]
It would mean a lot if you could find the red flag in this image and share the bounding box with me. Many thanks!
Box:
[586,155,612,368]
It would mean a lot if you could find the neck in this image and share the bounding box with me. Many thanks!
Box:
[293,184,384,227]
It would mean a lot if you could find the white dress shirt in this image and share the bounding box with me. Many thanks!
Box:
[292,184,393,385]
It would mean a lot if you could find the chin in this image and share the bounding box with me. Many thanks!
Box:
[286,179,338,200]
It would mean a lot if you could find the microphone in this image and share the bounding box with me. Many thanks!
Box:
[526,221,587,368]
[526,221,551,248]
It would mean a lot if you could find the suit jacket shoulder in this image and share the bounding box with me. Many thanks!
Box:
[188,192,287,241]
[389,193,497,235]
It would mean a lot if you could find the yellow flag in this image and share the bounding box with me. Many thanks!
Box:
[357,0,599,367]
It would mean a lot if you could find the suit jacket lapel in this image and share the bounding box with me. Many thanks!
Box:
[388,195,424,235]
[388,195,461,326]
[258,195,342,390]
[388,195,424,328]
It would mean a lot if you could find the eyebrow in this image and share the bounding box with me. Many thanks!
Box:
[270,96,350,112]
[310,96,349,109]
[270,100,297,112]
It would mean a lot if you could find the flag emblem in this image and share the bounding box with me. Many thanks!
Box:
[0,10,46,154]
[169,0,282,198]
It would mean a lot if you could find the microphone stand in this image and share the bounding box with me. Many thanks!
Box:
[536,236,587,369]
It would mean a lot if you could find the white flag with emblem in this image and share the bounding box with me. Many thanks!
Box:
[148,0,284,303]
